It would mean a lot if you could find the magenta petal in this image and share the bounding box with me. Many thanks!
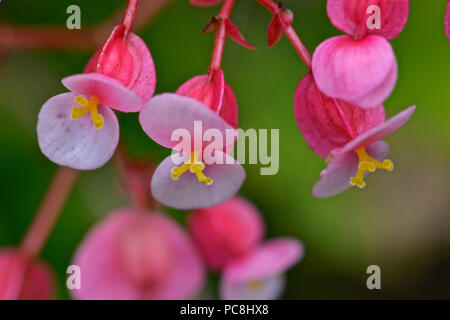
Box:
[312,35,397,108]
[327,0,410,40]
[446,1,450,42]
[312,141,390,198]
[151,152,246,210]
[37,93,119,170]
[139,93,235,150]
[62,73,144,112]
[294,73,385,158]
[220,83,239,128]
[189,0,223,6]
[72,209,205,300]
[220,274,285,300]
[337,105,415,155]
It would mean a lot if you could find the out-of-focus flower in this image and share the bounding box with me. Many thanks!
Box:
[71,208,205,300]
[188,197,264,270]
[139,69,245,210]
[37,25,156,170]
[312,35,397,109]
[0,249,54,300]
[294,73,415,198]
[220,239,303,300]
[327,0,410,40]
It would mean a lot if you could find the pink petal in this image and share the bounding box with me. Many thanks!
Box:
[176,70,224,113]
[62,73,144,112]
[223,238,304,283]
[37,93,119,170]
[220,274,285,300]
[312,35,397,108]
[151,151,246,210]
[446,1,450,42]
[72,209,205,300]
[139,93,235,150]
[294,73,385,158]
[85,27,156,101]
[189,0,223,6]
[188,197,264,270]
[225,19,255,50]
[327,0,410,40]
[312,141,389,198]
[0,249,54,300]
[336,105,415,155]
[267,15,283,48]
[220,83,238,128]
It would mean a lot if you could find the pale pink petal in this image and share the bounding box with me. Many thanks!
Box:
[220,274,285,300]
[176,70,224,113]
[312,35,397,108]
[189,0,222,6]
[62,73,144,112]
[223,238,304,283]
[446,1,450,42]
[327,0,409,40]
[139,93,235,150]
[188,197,264,270]
[294,73,385,158]
[336,105,415,155]
[85,28,156,101]
[151,152,246,210]
[312,141,390,198]
[72,209,205,300]
[0,249,54,300]
[37,93,119,170]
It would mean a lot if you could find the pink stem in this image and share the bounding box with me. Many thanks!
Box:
[122,0,140,38]
[20,167,78,258]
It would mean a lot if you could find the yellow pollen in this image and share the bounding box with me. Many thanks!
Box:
[248,279,264,292]
[71,95,104,129]
[350,147,394,189]
[170,154,213,186]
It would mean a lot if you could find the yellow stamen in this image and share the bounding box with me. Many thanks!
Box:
[350,147,394,189]
[71,95,104,129]
[248,279,263,292]
[170,154,213,186]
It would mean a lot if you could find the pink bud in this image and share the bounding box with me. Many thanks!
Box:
[0,249,54,300]
[188,197,265,270]
[327,0,409,40]
[72,209,205,300]
[312,35,397,108]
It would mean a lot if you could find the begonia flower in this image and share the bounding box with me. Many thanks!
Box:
[294,73,415,198]
[446,1,450,42]
[327,0,410,40]
[312,34,397,109]
[71,208,205,300]
[220,238,304,300]
[139,69,245,210]
[188,197,264,270]
[0,249,54,300]
[37,25,156,170]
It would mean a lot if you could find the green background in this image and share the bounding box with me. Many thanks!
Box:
[0,0,449,299]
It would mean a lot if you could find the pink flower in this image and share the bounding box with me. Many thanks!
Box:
[37,25,156,170]
[220,239,304,300]
[0,249,54,300]
[294,73,416,198]
[312,35,397,108]
[71,208,205,300]
[139,69,245,210]
[446,1,450,42]
[327,0,410,40]
[188,197,265,270]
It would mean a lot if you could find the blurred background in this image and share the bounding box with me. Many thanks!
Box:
[0,0,449,299]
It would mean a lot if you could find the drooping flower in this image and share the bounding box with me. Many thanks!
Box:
[37,25,156,170]
[327,0,410,40]
[446,1,450,42]
[139,69,245,210]
[71,208,205,300]
[0,249,54,300]
[294,73,416,198]
[220,239,304,300]
[312,35,397,109]
[188,197,264,270]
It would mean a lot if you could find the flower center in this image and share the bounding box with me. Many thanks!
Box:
[350,147,394,188]
[248,279,264,292]
[71,95,104,129]
[170,153,213,186]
